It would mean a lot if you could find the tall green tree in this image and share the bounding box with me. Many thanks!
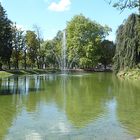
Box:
[11,24,25,69]
[21,36,27,69]
[0,3,13,70]
[99,40,115,69]
[33,25,44,69]
[41,40,57,68]
[66,14,111,68]
[113,14,140,73]
[42,31,64,69]
[25,31,39,69]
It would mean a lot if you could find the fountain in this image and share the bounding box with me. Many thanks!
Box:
[51,29,79,73]
[61,29,67,73]
[61,29,79,73]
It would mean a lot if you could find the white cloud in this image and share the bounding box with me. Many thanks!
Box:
[48,0,71,12]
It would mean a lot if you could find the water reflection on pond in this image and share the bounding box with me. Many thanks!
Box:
[0,73,140,140]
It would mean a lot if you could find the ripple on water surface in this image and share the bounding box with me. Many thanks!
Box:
[0,73,140,140]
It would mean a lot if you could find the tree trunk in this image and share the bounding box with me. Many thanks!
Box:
[15,48,19,69]
[104,64,107,70]
[36,58,40,69]
[0,63,2,70]
[8,60,11,70]
[16,59,19,69]
[24,50,27,70]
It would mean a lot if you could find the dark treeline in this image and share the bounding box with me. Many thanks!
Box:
[0,3,44,70]
[0,3,115,71]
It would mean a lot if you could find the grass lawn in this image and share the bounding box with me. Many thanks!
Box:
[0,71,13,78]
[0,69,58,78]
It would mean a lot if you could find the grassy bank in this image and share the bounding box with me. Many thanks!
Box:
[117,69,140,80]
[0,68,112,78]
[0,71,14,78]
[0,69,58,78]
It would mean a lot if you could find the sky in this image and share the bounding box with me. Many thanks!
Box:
[0,0,138,41]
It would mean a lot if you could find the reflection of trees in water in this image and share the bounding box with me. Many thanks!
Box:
[32,73,114,128]
[0,76,44,95]
[0,95,21,140]
[114,80,140,138]
[65,74,113,128]
[0,76,43,138]
[1,74,140,138]
[0,76,25,95]
[0,73,114,138]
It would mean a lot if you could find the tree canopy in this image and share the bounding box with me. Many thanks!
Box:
[0,3,115,70]
[25,31,39,68]
[108,0,139,11]
[113,13,140,72]
[0,3,13,69]
[66,14,112,68]
[99,40,115,69]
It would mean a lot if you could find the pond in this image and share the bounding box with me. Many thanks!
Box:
[0,73,140,140]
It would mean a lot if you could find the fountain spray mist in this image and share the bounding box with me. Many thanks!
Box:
[61,29,67,73]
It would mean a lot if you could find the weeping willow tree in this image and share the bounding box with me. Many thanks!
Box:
[113,13,140,73]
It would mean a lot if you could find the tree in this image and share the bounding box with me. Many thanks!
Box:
[21,37,27,69]
[107,0,139,11]
[99,40,115,69]
[52,31,64,68]
[113,14,140,73]
[0,3,13,70]
[25,31,39,69]
[66,14,111,68]
[41,40,57,68]
[11,24,25,69]
[42,31,65,69]
[33,25,43,69]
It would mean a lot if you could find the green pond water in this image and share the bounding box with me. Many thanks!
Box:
[0,73,140,140]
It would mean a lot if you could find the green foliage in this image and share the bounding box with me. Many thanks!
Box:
[109,0,139,11]
[0,3,13,69]
[41,40,57,68]
[40,15,113,69]
[66,14,111,68]
[52,31,63,66]
[0,2,114,70]
[11,24,25,69]
[113,13,140,73]
[25,30,39,68]
[99,40,115,69]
